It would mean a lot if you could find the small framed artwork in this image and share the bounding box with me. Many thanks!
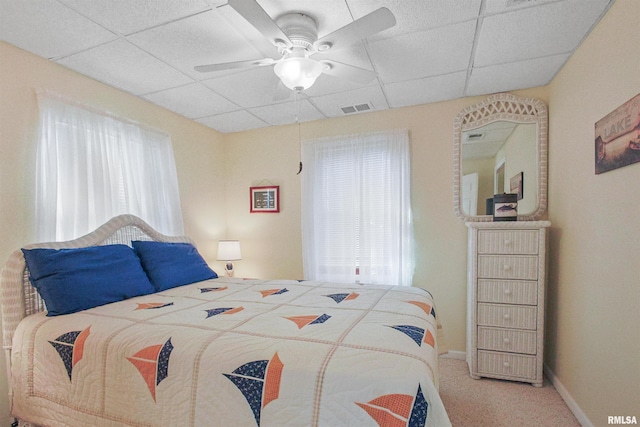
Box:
[493,193,518,221]
[250,186,280,213]
[595,93,640,174]
[510,172,524,200]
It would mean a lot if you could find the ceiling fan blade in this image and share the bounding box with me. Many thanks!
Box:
[228,0,292,49]
[314,7,395,52]
[194,58,274,73]
[320,60,377,85]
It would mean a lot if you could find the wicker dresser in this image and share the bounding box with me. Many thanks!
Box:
[466,221,551,386]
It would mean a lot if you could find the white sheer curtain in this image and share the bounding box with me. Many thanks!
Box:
[301,129,414,286]
[36,92,184,241]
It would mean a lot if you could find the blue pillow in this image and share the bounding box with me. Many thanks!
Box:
[22,245,156,316]
[132,241,217,292]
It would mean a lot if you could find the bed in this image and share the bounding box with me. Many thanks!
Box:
[0,214,451,426]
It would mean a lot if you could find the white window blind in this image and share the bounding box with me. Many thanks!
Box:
[301,129,414,286]
[36,92,184,241]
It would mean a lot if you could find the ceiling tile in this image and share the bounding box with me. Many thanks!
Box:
[310,85,389,117]
[249,99,325,126]
[197,110,269,134]
[58,0,211,36]
[304,73,376,98]
[56,39,194,95]
[467,54,569,97]
[348,0,482,39]
[384,71,467,108]
[202,67,284,108]
[474,0,611,67]
[370,20,476,83]
[143,83,240,118]
[127,10,263,79]
[482,0,606,15]
[0,0,117,59]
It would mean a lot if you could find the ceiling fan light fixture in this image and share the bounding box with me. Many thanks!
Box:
[274,56,324,91]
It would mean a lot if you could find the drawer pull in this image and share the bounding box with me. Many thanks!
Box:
[503,265,511,271]
[503,362,510,369]
[503,314,511,320]
[504,239,511,246]
[504,289,512,295]
[503,338,510,344]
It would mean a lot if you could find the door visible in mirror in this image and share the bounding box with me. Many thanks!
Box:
[462,173,478,215]
[495,162,505,194]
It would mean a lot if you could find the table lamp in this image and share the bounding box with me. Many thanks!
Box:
[217,240,241,277]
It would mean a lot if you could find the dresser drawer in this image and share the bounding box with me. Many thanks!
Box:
[477,350,537,379]
[477,255,539,280]
[477,229,539,254]
[477,279,537,305]
[478,326,537,354]
[477,303,537,329]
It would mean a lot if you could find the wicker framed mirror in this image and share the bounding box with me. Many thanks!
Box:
[453,93,548,222]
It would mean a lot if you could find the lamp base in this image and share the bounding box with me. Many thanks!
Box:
[224,262,234,277]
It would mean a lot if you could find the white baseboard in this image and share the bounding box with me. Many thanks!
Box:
[440,350,466,360]
[544,364,593,427]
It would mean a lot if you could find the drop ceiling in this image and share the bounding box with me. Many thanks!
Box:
[0,0,615,133]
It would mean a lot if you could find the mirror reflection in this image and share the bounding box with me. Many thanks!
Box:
[461,122,537,216]
[453,93,548,222]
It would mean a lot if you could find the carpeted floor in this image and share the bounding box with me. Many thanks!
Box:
[438,357,580,426]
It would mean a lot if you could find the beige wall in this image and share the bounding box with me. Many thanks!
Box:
[546,0,640,424]
[0,41,226,424]
[223,85,549,356]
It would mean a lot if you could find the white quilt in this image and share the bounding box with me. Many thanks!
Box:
[11,278,451,426]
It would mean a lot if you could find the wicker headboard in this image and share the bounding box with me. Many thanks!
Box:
[0,214,193,350]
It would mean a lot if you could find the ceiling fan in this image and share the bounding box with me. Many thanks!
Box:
[195,0,396,92]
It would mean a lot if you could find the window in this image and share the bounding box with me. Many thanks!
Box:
[301,129,414,286]
[36,92,183,241]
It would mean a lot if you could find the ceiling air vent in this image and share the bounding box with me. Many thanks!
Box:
[340,102,373,115]
[466,132,485,142]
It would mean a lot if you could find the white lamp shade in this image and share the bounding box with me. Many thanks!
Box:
[217,240,241,261]
[274,57,324,90]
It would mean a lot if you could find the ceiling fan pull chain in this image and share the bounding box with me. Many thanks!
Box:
[297,127,303,175]
[295,89,303,175]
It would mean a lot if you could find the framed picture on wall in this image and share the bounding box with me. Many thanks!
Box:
[595,93,640,174]
[250,186,280,213]
[510,172,524,200]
